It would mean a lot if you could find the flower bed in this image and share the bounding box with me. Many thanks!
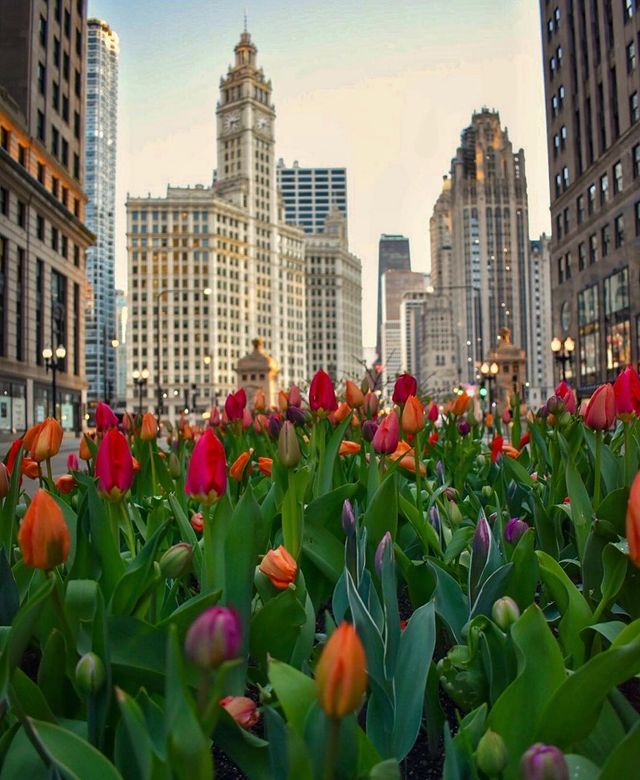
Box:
[1,367,640,779]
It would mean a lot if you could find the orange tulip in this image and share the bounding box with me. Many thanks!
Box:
[140,412,158,441]
[253,388,267,411]
[0,462,9,498]
[401,395,425,435]
[334,402,352,423]
[339,440,361,456]
[257,457,272,477]
[315,622,367,718]
[278,390,288,413]
[345,380,364,408]
[398,454,426,476]
[485,413,494,428]
[626,472,640,567]
[27,418,63,462]
[79,434,92,461]
[22,458,40,480]
[451,392,471,416]
[18,489,70,570]
[390,440,412,461]
[219,696,260,729]
[230,450,253,481]
[55,474,76,494]
[259,545,297,588]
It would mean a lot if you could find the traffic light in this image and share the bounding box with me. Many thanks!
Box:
[479,383,488,399]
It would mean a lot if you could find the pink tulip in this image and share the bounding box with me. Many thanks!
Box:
[225,389,247,421]
[372,411,399,454]
[95,402,118,432]
[185,428,227,505]
[584,384,615,430]
[555,381,576,414]
[613,366,640,418]
[95,429,134,502]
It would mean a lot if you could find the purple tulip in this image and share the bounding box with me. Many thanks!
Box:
[374,531,393,577]
[435,460,445,484]
[362,419,379,443]
[429,505,441,532]
[341,499,356,536]
[184,606,242,671]
[520,743,569,780]
[267,415,283,439]
[504,517,529,545]
[286,405,307,425]
[472,515,491,560]
[457,419,471,436]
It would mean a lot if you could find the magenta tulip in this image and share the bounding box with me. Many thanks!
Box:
[95,429,134,502]
[185,428,227,505]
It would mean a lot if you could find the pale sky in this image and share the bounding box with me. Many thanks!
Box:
[89,0,551,350]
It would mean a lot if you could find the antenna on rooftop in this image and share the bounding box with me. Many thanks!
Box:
[243,8,248,32]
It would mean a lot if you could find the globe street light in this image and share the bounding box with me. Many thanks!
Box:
[480,360,499,409]
[551,336,575,382]
[132,368,150,416]
[42,344,66,420]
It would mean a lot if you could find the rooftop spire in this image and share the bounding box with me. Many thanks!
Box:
[243,7,248,33]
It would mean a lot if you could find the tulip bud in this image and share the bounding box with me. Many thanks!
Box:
[75,652,106,696]
[435,460,445,483]
[95,402,118,432]
[372,411,399,454]
[160,542,193,579]
[626,471,640,567]
[184,606,242,671]
[309,370,338,413]
[363,392,379,418]
[253,388,266,412]
[401,395,425,435]
[429,505,440,532]
[79,434,92,461]
[392,374,417,405]
[278,421,301,468]
[230,450,252,481]
[225,389,247,421]
[18,489,70,570]
[0,462,10,499]
[345,380,365,408]
[140,412,158,441]
[504,517,529,545]
[362,419,378,442]
[28,418,64,462]
[520,743,569,780]
[257,456,272,477]
[185,429,227,506]
[259,545,297,588]
[584,383,615,430]
[286,405,307,425]
[491,596,520,630]
[481,485,493,498]
[457,419,471,436]
[316,622,367,718]
[278,390,288,413]
[614,365,640,419]
[168,452,181,478]
[55,474,76,494]
[427,401,439,422]
[219,695,260,729]
[191,512,204,533]
[476,729,508,776]
[288,384,302,408]
[66,453,79,472]
[341,499,356,536]
[268,415,283,439]
[96,429,134,502]
[448,501,463,526]
[374,531,393,577]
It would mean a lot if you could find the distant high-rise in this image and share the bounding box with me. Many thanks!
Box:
[528,236,554,403]
[84,18,119,404]
[434,110,531,382]
[540,1,640,393]
[376,234,411,359]
[305,207,363,382]
[276,160,347,234]
[114,289,127,406]
[0,0,92,433]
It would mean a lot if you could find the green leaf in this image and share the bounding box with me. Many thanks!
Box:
[86,481,125,599]
[364,473,398,550]
[168,494,203,578]
[600,720,640,779]
[109,523,167,616]
[470,563,513,619]
[502,454,534,488]
[565,755,601,779]
[504,528,539,611]
[318,414,353,495]
[399,493,443,556]
[0,547,19,625]
[565,458,593,560]
[442,526,474,565]
[268,658,316,738]
[114,687,154,779]
[595,487,629,537]
[594,543,628,618]
[249,587,306,667]
[302,521,344,583]
[157,590,221,636]
[487,605,566,777]
[427,560,467,643]
[9,668,57,723]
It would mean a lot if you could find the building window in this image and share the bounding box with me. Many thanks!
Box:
[38,63,46,95]
[634,144,640,177]
[0,187,7,216]
[562,166,569,190]
[604,267,630,378]
[588,183,596,214]
[614,214,625,247]
[613,160,623,194]
[577,194,585,224]
[631,92,640,123]
[39,15,47,47]
[636,201,640,236]
[578,284,600,382]
[0,235,5,356]
[51,226,59,252]
[589,233,598,264]
[17,201,26,229]
[36,259,43,364]
[600,173,609,204]
[37,110,45,142]
[18,145,26,167]
[16,247,24,361]
[555,173,562,197]
[578,242,586,271]
[563,206,570,234]
[37,214,45,240]
[601,224,611,257]
[628,40,637,72]
[625,0,635,22]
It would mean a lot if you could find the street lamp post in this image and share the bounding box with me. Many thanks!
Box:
[551,336,575,382]
[132,368,150,416]
[42,345,66,420]
[154,286,212,417]
[102,324,119,405]
[480,360,499,409]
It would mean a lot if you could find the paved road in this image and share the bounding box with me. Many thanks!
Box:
[18,436,82,499]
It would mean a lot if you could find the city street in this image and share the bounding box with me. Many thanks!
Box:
[22,436,82,500]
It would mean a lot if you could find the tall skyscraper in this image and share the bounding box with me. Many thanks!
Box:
[276,161,347,234]
[0,0,92,434]
[528,235,554,404]
[84,18,118,405]
[376,234,411,359]
[540,1,640,393]
[305,207,362,383]
[420,294,459,399]
[126,31,306,419]
[432,110,531,382]
[114,288,127,407]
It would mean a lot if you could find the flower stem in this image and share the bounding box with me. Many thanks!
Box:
[148,441,158,496]
[414,430,422,520]
[624,422,633,487]
[594,430,602,509]
[118,501,136,556]
[323,717,341,780]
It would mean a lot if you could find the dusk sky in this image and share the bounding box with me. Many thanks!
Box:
[89,0,550,349]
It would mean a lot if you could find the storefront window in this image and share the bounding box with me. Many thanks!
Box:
[604,268,630,379]
[606,320,631,373]
[0,381,27,434]
[578,284,600,385]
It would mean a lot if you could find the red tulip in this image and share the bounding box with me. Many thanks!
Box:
[220,696,260,729]
[95,429,134,502]
[392,374,417,404]
[490,434,504,464]
[427,402,439,422]
[627,471,640,568]
[555,381,576,414]
[55,474,76,494]
[613,366,640,418]
[224,389,247,421]
[185,428,227,505]
[95,402,118,432]
[309,370,338,413]
[372,411,399,454]
[584,384,615,430]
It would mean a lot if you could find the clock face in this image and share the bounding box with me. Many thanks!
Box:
[223,112,240,133]
[255,115,270,133]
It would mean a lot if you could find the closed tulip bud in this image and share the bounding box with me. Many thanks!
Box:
[257,456,272,477]
[490,434,504,464]
[140,412,158,441]
[435,460,445,483]
[363,392,379,418]
[185,606,242,671]
[241,406,252,429]
[334,401,351,423]
[286,405,307,425]
[372,411,399,454]
[96,429,134,502]
[583,383,615,430]
[485,412,494,428]
[209,407,220,426]
[476,729,508,776]
[79,434,92,461]
[491,596,520,630]
[252,413,268,434]
[225,389,247,421]
[339,440,361,456]
[160,542,193,578]
[22,458,40,480]
[191,512,204,533]
[259,545,297,589]
[18,489,70,570]
[75,652,106,696]
[278,390,289,413]
[253,388,266,411]
[278,421,301,468]
[392,374,417,405]
[309,370,338,413]
[219,696,260,729]
[168,452,181,478]
[429,505,440,532]
[288,384,302,408]
[452,392,471,416]
[374,531,393,577]
[267,414,283,439]
[28,418,63,462]
[345,380,365,408]
[362,419,378,442]
[341,499,356,536]
[626,472,640,567]
[0,462,10,499]
[95,402,118,432]
[427,401,439,422]
[401,395,425,434]
[457,419,471,436]
[520,743,569,780]
[554,381,576,415]
[185,429,227,506]
[230,450,252,481]
[613,365,640,418]
[67,453,79,472]
[505,517,529,545]
[316,622,367,718]
[55,474,75,494]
